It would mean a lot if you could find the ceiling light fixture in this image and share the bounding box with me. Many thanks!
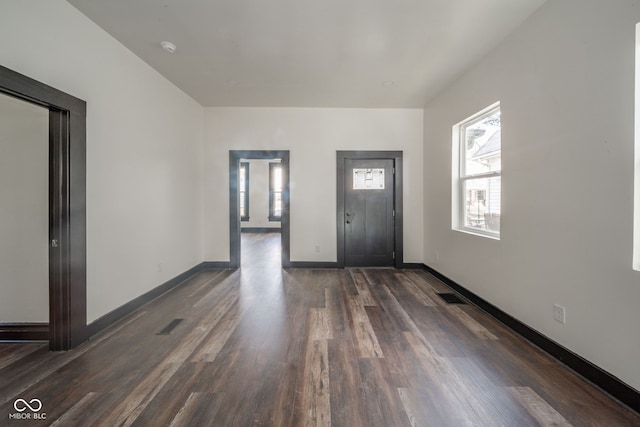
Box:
[161,41,177,53]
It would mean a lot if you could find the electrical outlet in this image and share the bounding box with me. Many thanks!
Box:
[553,304,566,324]
[315,245,320,253]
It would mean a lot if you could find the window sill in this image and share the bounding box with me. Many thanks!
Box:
[454,227,500,240]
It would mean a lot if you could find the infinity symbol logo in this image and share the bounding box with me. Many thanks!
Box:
[14,398,42,412]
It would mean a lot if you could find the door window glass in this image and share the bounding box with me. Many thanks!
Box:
[353,168,384,190]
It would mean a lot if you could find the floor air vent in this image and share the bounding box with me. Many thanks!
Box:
[437,293,467,304]
[157,318,184,335]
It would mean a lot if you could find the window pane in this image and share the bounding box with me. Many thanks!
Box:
[463,109,501,176]
[274,192,282,217]
[239,163,249,220]
[273,166,282,191]
[269,163,283,220]
[239,166,246,191]
[462,176,501,232]
[353,168,384,190]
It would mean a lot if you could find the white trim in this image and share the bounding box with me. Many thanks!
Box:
[455,227,500,240]
[634,23,640,270]
[460,170,502,180]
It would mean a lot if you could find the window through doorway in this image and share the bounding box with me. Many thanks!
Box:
[228,150,291,268]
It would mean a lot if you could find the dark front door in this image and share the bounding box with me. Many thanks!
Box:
[344,158,395,266]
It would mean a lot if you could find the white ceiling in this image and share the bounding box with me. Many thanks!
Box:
[66,0,546,108]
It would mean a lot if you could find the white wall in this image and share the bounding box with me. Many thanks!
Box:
[241,159,281,229]
[423,0,640,390]
[204,108,423,263]
[0,0,205,323]
[0,94,49,322]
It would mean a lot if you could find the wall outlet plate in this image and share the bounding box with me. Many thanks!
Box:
[553,304,566,324]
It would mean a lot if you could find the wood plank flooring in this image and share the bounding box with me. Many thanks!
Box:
[1,232,639,426]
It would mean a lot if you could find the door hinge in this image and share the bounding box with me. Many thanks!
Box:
[393,251,395,259]
[392,210,395,217]
[392,167,395,175]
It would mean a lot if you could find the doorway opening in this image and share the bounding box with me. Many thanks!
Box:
[241,232,282,271]
[0,65,87,350]
[0,92,49,338]
[229,150,290,268]
[336,151,403,268]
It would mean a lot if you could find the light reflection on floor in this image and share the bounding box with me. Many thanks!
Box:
[238,231,287,353]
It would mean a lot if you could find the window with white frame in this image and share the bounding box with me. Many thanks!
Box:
[454,103,501,237]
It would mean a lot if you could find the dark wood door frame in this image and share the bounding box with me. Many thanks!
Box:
[337,151,403,268]
[0,65,87,350]
[229,150,290,268]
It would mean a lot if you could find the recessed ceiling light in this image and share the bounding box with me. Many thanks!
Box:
[161,41,176,53]
[381,80,395,87]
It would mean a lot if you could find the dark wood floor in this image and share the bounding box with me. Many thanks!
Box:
[1,232,639,426]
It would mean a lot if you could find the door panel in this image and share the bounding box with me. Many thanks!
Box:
[347,198,366,257]
[365,197,389,255]
[344,158,394,266]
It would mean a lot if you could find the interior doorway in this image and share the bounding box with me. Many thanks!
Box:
[0,65,87,350]
[0,92,49,335]
[229,150,290,268]
[337,151,404,268]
